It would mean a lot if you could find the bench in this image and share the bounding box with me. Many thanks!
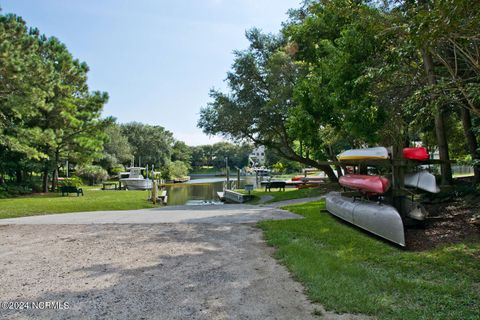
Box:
[264,181,286,192]
[102,182,118,190]
[60,186,84,196]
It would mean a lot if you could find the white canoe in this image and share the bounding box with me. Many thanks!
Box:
[405,170,440,193]
[337,147,389,161]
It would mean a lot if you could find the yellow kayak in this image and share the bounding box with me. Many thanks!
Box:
[337,147,389,161]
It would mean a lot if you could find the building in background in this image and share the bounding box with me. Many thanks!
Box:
[248,146,266,167]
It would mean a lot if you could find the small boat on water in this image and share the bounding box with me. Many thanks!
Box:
[291,176,325,183]
[339,174,390,194]
[253,168,271,176]
[172,176,190,183]
[403,147,429,161]
[405,170,440,193]
[337,147,389,161]
[325,192,405,246]
[119,167,152,190]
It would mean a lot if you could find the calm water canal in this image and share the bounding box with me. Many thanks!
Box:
[164,176,259,206]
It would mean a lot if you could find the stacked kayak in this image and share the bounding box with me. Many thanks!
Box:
[339,174,390,194]
[405,170,440,193]
[337,147,389,161]
[403,147,429,161]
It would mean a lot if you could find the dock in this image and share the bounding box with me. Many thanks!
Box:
[150,189,168,205]
[218,190,251,203]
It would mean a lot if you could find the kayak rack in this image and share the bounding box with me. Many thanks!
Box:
[323,146,449,247]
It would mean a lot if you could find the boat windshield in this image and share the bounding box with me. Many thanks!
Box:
[128,168,143,179]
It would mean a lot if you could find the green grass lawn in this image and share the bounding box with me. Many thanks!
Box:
[0,187,154,219]
[258,201,480,319]
[453,172,474,178]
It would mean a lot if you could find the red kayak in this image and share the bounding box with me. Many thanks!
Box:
[403,147,429,161]
[339,174,390,194]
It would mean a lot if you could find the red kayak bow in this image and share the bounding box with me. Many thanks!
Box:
[339,174,390,194]
[403,147,429,161]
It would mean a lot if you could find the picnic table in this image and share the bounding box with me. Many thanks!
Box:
[102,182,118,190]
[264,181,286,192]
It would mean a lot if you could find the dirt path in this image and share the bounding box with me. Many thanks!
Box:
[0,202,366,320]
[0,204,299,225]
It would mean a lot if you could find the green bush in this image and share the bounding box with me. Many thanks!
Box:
[272,161,286,174]
[60,176,83,188]
[76,165,108,185]
[0,183,32,198]
[110,164,125,175]
[163,161,189,180]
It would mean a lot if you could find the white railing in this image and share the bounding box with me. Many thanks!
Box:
[223,180,237,190]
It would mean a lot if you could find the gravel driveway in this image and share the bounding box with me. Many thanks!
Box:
[0,204,365,319]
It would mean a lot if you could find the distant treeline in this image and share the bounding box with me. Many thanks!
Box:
[0,12,256,195]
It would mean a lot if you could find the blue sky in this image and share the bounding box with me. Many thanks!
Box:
[1,0,299,145]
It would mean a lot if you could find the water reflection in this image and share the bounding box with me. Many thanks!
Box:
[164,176,259,206]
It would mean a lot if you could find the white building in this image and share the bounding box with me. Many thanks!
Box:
[248,146,266,167]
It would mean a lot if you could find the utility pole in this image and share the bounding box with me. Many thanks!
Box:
[225,156,229,189]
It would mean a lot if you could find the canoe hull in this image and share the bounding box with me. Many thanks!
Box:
[337,147,389,161]
[325,192,405,246]
[339,174,390,194]
[405,170,440,193]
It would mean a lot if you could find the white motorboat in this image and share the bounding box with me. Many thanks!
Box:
[119,167,152,190]
[253,167,271,176]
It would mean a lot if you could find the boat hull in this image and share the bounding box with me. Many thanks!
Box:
[337,147,389,161]
[292,175,324,183]
[339,174,390,194]
[120,178,152,190]
[405,170,440,193]
[403,147,429,161]
[325,192,405,246]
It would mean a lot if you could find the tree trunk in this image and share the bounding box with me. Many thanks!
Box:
[460,107,480,182]
[51,150,60,191]
[16,170,22,184]
[51,168,58,192]
[42,169,49,193]
[278,149,338,182]
[421,49,452,185]
[328,145,343,177]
